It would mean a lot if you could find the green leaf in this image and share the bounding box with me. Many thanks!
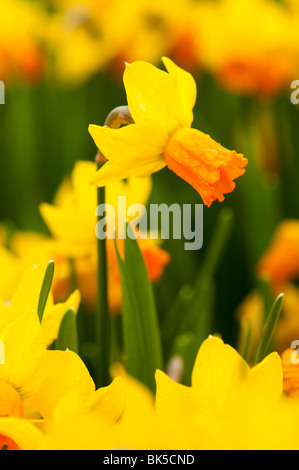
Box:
[114,223,163,392]
[170,331,199,386]
[255,293,284,365]
[37,260,55,323]
[56,308,78,354]
[162,207,233,359]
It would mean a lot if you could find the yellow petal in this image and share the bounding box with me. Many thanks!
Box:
[6,265,51,323]
[191,336,249,411]
[245,352,283,402]
[35,350,95,420]
[155,369,194,417]
[162,57,197,128]
[89,123,167,186]
[85,377,125,422]
[124,59,196,132]
[0,310,46,391]
[0,417,43,450]
[41,290,81,347]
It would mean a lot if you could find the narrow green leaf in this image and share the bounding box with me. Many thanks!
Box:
[37,260,55,323]
[241,323,252,363]
[255,293,284,365]
[257,275,274,323]
[114,223,163,392]
[161,285,194,360]
[162,207,233,357]
[199,206,234,280]
[170,332,199,386]
[56,308,78,354]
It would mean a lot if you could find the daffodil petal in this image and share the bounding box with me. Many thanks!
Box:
[85,377,125,422]
[191,336,250,411]
[7,265,51,321]
[35,350,95,420]
[155,369,194,416]
[0,417,43,450]
[246,352,283,402]
[41,290,81,347]
[162,57,197,128]
[0,310,46,390]
[124,60,196,132]
[89,123,167,186]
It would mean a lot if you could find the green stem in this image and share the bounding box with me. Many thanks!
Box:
[95,181,110,388]
[94,106,134,388]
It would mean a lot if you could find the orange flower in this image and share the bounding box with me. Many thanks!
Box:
[257,220,299,288]
[74,238,170,314]
[164,127,247,207]
[281,348,299,398]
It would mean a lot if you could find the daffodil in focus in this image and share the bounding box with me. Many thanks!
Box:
[89,58,247,207]
[40,161,170,313]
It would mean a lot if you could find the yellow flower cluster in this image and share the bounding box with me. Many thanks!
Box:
[2,0,299,97]
[2,330,299,450]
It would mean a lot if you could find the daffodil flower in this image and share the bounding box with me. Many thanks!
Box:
[40,161,170,313]
[89,57,247,207]
[156,336,299,450]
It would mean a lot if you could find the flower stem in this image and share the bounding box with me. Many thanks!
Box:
[95,181,110,388]
[95,106,134,388]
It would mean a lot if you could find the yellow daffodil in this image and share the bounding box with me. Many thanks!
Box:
[89,57,247,207]
[0,264,80,348]
[193,0,299,97]
[0,0,46,84]
[0,265,127,449]
[9,230,72,304]
[237,283,299,357]
[35,365,192,450]
[0,246,23,302]
[156,336,299,450]
[40,161,170,313]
